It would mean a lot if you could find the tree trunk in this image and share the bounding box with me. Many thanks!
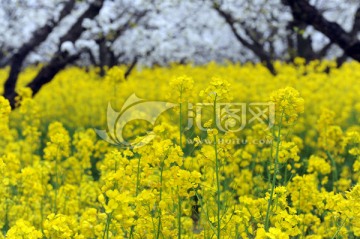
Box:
[27,53,80,96]
[3,0,76,105]
[7,0,104,109]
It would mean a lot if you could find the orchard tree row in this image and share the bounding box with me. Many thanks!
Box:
[0,0,359,108]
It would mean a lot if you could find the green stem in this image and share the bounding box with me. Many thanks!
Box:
[326,150,338,192]
[177,191,182,239]
[103,213,112,239]
[212,96,221,239]
[179,92,183,149]
[54,147,59,214]
[156,156,165,239]
[178,90,183,239]
[179,101,183,239]
[129,157,141,238]
[331,217,347,239]
[135,157,141,196]
[102,160,118,239]
[264,111,284,231]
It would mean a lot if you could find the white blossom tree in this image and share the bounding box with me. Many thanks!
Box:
[0,0,359,107]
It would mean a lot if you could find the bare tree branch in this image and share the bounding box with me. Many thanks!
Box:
[282,0,360,61]
[83,48,97,66]
[124,57,138,79]
[351,6,360,37]
[316,41,333,58]
[26,52,81,97]
[213,4,276,75]
[97,9,148,76]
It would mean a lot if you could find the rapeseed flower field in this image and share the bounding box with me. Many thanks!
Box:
[0,60,360,238]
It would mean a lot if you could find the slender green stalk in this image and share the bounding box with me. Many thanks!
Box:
[214,132,221,238]
[103,213,112,239]
[265,111,284,231]
[3,192,9,234]
[129,157,141,238]
[212,95,221,239]
[40,162,47,234]
[323,124,338,191]
[177,191,182,239]
[54,145,60,213]
[156,156,165,239]
[40,196,44,234]
[103,160,119,239]
[135,157,141,196]
[178,90,183,239]
[326,150,338,191]
[179,88,183,151]
[331,217,347,239]
[283,165,288,185]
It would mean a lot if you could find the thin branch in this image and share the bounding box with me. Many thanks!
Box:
[282,0,360,61]
[316,41,333,58]
[351,6,360,37]
[124,57,138,79]
[212,3,276,75]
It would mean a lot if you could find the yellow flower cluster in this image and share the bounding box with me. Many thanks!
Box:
[199,77,232,103]
[169,75,194,103]
[6,219,42,239]
[270,86,304,125]
[0,60,359,238]
[307,155,331,175]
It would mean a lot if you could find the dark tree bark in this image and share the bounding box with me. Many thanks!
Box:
[6,0,105,108]
[27,52,80,95]
[96,36,118,77]
[282,0,360,62]
[351,6,360,37]
[3,0,76,105]
[291,22,317,61]
[287,22,333,64]
[316,41,333,59]
[97,37,108,77]
[0,43,13,67]
[335,6,360,67]
[83,48,97,66]
[0,51,12,68]
[213,4,277,75]
[58,1,104,46]
[124,57,138,79]
[96,10,148,77]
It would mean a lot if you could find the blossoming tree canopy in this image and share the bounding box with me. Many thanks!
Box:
[0,0,359,107]
[1,0,359,66]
